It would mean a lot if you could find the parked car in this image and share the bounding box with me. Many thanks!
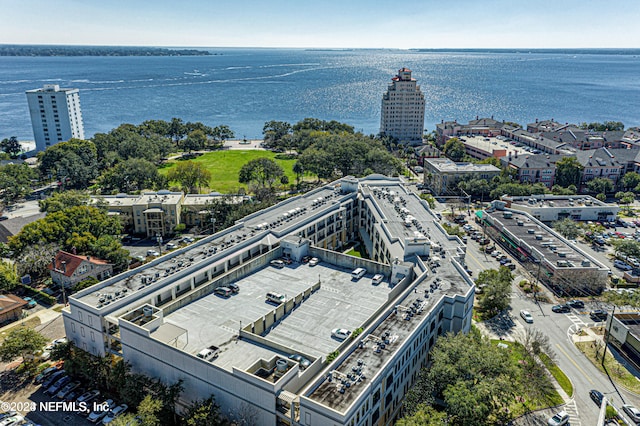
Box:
[614,260,632,271]
[23,296,37,308]
[520,310,533,323]
[65,387,85,402]
[35,365,62,384]
[590,310,608,321]
[552,304,571,313]
[41,370,65,388]
[567,299,585,309]
[0,415,24,426]
[331,328,351,340]
[77,389,101,404]
[227,283,240,293]
[308,257,320,266]
[547,410,570,426]
[165,242,177,250]
[45,375,70,395]
[589,389,604,406]
[102,403,128,424]
[622,404,640,422]
[87,399,115,423]
[146,249,159,257]
[56,380,81,399]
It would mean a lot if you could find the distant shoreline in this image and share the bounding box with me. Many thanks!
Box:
[0,45,214,57]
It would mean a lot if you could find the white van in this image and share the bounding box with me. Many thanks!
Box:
[351,267,367,280]
[266,292,285,304]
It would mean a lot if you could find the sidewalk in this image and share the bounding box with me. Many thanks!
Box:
[0,305,63,335]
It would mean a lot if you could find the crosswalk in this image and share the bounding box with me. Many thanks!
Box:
[563,399,581,426]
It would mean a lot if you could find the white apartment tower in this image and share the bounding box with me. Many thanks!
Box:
[26,84,85,152]
[380,67,425,144]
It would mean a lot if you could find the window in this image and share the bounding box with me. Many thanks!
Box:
[81,326,85,337]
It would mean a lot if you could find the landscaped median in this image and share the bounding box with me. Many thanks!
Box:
[540,352,574,397]
[575,339,640,393]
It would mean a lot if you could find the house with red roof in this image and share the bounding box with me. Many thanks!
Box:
[48,251,113,289]
[0,294,27,324]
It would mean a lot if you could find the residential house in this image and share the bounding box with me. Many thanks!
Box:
[48,251,113,289]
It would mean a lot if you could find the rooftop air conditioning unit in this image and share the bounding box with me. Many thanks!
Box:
[143,306,154,317]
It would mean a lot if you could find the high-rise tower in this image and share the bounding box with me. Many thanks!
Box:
[380,68,425,144]
[26,84,85,152]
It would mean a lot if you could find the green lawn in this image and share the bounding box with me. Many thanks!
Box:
[540,352,573,397]
[576,340,640,393]
[159,150,301,194]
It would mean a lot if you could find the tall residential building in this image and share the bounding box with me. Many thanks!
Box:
[380,67,425,144]
[26,84,85,152]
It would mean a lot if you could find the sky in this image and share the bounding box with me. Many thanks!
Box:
[2,0,639,49]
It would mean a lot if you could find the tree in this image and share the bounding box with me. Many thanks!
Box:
[476,267,513,317]
[552,218,582,240]
[169,117,187,144]
[98,158,168,194]
[622,172,640,192]
[0,136,21,158]
[554,157,583,188]
[238,158,284,190]
[611,239,640,259]
[39,139,99,189]
[551,184,576,195]
[262,120,292,149]
[211,125,234,142]
[587,177,614,195]
[181,395,225,426]
[579,121,624,131]
[615,191,635,213]
[136,395,163,426]
[0,163,37,206]
[15,243,59,278]
[489,182,548,200]
[0,327,47,364]
[38,190,90,213]
[396,404,448,426]
[402,329,518,425]
[0,260,19,292]
[292,162,304,187]
[442,137,465,162]
[183,129,207,153]
[167,161,211,194]
[596,193,606,201]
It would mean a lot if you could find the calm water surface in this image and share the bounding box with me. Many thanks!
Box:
[0,48,638,140]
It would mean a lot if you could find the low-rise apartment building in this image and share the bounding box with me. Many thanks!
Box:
[63,176,474,425]
[423,158,501,195]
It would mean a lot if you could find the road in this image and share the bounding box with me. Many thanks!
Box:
[430,204,640,425]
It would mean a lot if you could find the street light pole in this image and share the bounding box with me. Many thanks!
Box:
[156,232,163,255]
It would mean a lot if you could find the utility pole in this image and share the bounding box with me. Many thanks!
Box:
[602,305,616,367]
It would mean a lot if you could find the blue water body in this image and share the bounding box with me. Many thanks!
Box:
[0,48,639,140]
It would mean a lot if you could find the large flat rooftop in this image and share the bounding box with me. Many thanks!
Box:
[484,209,594,267]
[507,195,612,209]
[460,135,531,157]
[75,184,352,310]
[306,257,471,412]
[163,260,394,372]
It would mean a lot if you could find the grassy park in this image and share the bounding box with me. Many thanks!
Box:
[159,150,302,193]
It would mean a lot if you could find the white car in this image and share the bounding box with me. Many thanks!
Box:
[623,404,640,422]
[308,257,319,266]
[331,328,351,340]
[372,274,384,285]
[520,310,534,324]
[166,242,177,249]
[146,249,160,257]
[87,399,115,423]
[0,415,24,426]
[547,410,569,426]
[102,403,128,424]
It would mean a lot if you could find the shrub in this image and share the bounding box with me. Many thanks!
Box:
[18,283,56,306]
[326,350,340,363]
